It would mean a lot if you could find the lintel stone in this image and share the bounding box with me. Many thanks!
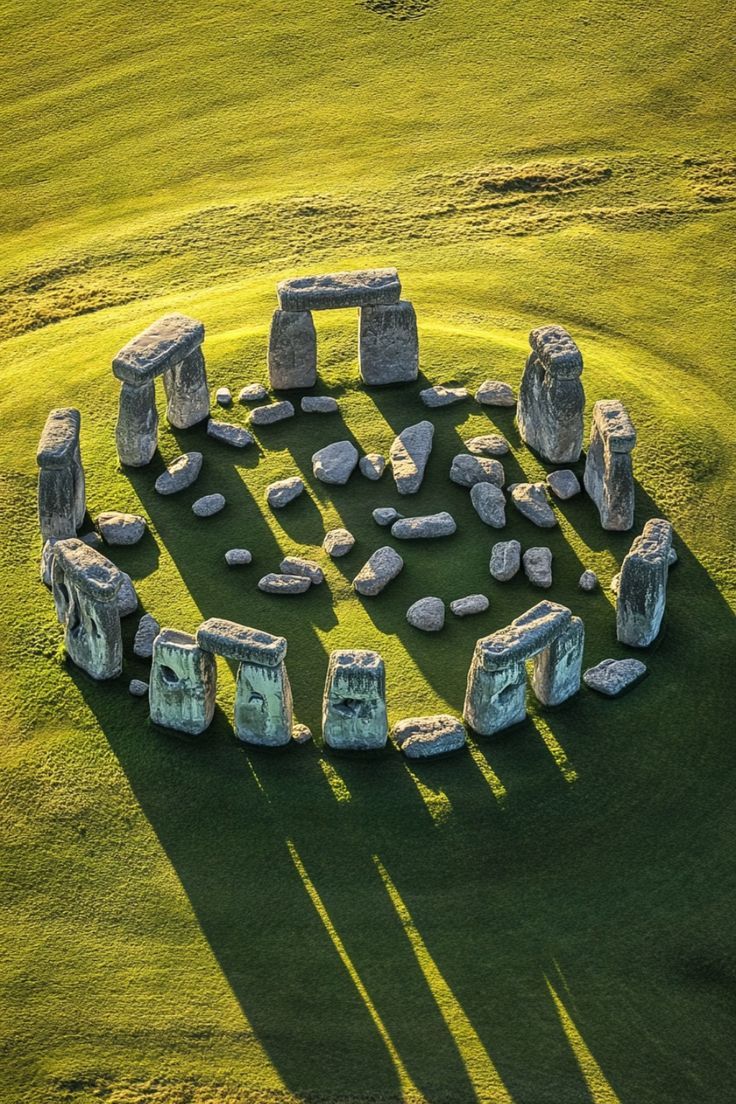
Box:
[113,313,205,384]
[277,268,401,312]
[196,618,287,666]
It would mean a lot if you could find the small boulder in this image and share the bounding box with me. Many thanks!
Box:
[579,569,598,591]
[547,469,581,500]
[390,421,435,495]
[118,572,139,617]
[470,483,506,528]
[258,573,312,594]
[510,483,557,527]
[360,453,386,480]
[133,613,160,659]
[292,723,313,744]
[373,506,402,527]
[323,528,355,557]
[312,440,359,485]
[523,546,553,588]
[239,383,268,403]
[279,556,324,584]
[474,380,516,406]
[154,451,203,495]
[450,454,505,489]
[490,540,521,581]
[420,385,468,408]
[406,597,445,632]
[464,434,509,457]
[353,546,404,596]
[266,477,304,509]
[129,679,149,697]
[192,493,226,517]
[450,594,489,617]
[391,512,457,539]
[215,386,232,406]
[301,396,339,414]
[96,511,147,546]
[393,714,466,758]
[250,401,295,425]
[583,658,648,697]
[225,548,252,566]
[207,420,254,448]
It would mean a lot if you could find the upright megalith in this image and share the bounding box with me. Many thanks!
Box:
[149,628,217,735]
[517,325,584,463]
[267,310,317,389]
[51,538,123,680]
[359,301,418,385]
[323,649,388,750]
[584,399,637,531]
[196,618,293,746]
[37,408,85,540]
[116,380,158,467]
[464,601,581,735]
[616,518,672,647]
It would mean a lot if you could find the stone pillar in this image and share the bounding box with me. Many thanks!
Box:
[616,518,672,647]
[583,399,637,531]
[517,325,584,463]
[323,649,388,750]
[150,628,217,735]
[52,538,123,680]
[267,309,317,389]
[358,300,419,385]
[163,347,210,428]
[463,654,527,736]
[37,408,85,541]
[116,380,159,467]
[531,615,584,706]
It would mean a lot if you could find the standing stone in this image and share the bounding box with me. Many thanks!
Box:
[52,538,123,680]
[116,381,158,467]
[312,440,359,484]
[530,615,584,705]
[523,546,553,588]
[353,547,404,595]
[583,399,637,530]
[470,483,506,528]
[163,347,211,429]
[390,421,434,494]
[134,613,161,659]
[149,628,217,736]
[490,540,521,581]
[322,649,388,750]
[517,325,584,463]
[117,572,139,618]
[616,518,672,647]
[37,408,85,540]
[267,309,317,389]
[359,300,418,385]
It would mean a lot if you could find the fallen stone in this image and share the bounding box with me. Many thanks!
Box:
[250,401,295,425]
[225,548,252,566]
[450,454,505,489]
[258,573,312,594]
[118,572,139,617]
[238,383,269,403]
[373,507,402,526]
[450,594,489,617]
[547,469,581,500]
[517,325,585,463]
[323,528,355,557]
[79,531,103,548]
[353,546,404,596]
[406,596,445,632]
[420,385,468,408]
[277,268,401,312]
[196,619,287,665]
[475,380,517,407]
[579,569,598,591]
[301,395,339,414]
[669,547,678,566]
[292,723,313,744]
[464,434,510,457]
[490,540,521,581]
[216,386,232,406]
[510,483,557,527]
[192,493,226,517]
[390,421,435,495]
[391,512,457,539]
[96,511,147,546]
[154,451,203,495]
[393,714,466,758]
[359,300,419,384]
[470,483,506,528]
[583,658,648,697]
[280,556,324,584]
[322,649,388,750]
[523,546,553,588]
[207,420,254,448]
[359,453,386,480]
[312,440,359,485]
[266,477,304,509]
[129,679,149,697]
[133,613,160,659]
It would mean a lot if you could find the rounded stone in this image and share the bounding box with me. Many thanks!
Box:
[96,511,147,546]
[133,613,160,659]
[239,383,269,403]
[547,469,581,500]
[474,380,517,406]
[406,596,445,632]
[579,569,598,591]
[490,540,521,582]
[464,434,510,457]
[266,477,304,509]
[301,396,339,414]
[323,528,355,557]
[392,714,466,758]
[312,440,359,485]
[360,453,386,480]
[215,386,232,406]
[192,493,226,517]
[258,573,311,594]
[129,679,149,697]
[450,594,489,617]
[373,506,401,526]
[225,548,253,566]
[154,452,203,495]
[292,723,313,744]
[470,483,506,528]
[523,546,553,588]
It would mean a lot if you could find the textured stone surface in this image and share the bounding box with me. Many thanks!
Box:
[420,385,468,408]
[406,596,445,631]
[133,613,160,659]
[280,556,324,584]
[510,482,557,527]
[584,658,648,697]
[449,454,505,488]
[523,546,553,588]
[353,546,404,595]
[579,569,598,591]
[465,434,509,457]
[267,309,317,389]
[52,538,123,680]
[616,518,672,646]
[97,511,147,546]
[37,407,85,539]
[323,528,355,557]
[490,540,521,581]
[301,395,339,413]
[393,714,466,758]
[322,649,388,750]
[546,469,581,500]
[359,300,418,384]
[235,658,293,746]
[117,573,139,617]
[373,507,401,526]
[196,618,287,665]
[225,548,252,566]
[129,679,149,697]
[113,314,204,384]
[206,420,254,448]
[360,453,386,480]
[450,594,489,617]
[239,383,268,403]
[40,538,58,587]
[312,440,359,484]
[517,325,584,463]
[610,572,621,595]
[250,401,295,425]
[470,482,507,528]
[215,386,232,406]
[391,512,457,539]
[474,380,517,406]
[266,477,304,508]
[258,573,312,594]
[154,452,203,495]
[37,407,82,468]
[390,421,434,495]
[278,268,400,311]
[292,723,313,744]
[583,399,637,530]
[192,493,226,517]
[116,381,158,467]
[530,615,584,706]
[149,628,216,735]
[163,348,210,429]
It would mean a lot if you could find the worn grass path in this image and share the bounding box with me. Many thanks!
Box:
[1,2,734,1103]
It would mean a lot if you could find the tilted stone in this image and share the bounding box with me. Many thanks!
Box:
[116,380,158,467]
[450,454,505,488]
[353,546,404,596]
[250,400,295,425]
[301,396,339,413]
[510,482,557,527]
[390,420,434,495]
[206,420,254,448]
[474,380,516,407]
[113,314,205,384]
[196,618,287,666]
[96,511,147,546]
[192,493,226,517]
[277,268,400,312]
[154,452,203,495]
[258,573,312,594]
[312,440,359,485]
[392,715,466,758]
[133,613,160,659]
[523,546,553,588]
[322,649,388,750]
[279,556,324,584]
[268,310,317,389]
[420,385,468,408]
[584,658,648,697]
[391,512,457,539]
[583,399,637,531]
[163,346,210,429]
[359,453,386,480]
[323,528,355,557]
[465,434,509,456]
[517,324,584,463]
[406,596,445,632]
[450,594,489,617]
[546,469,581,500]
[266,477,304,508]
[359,300,418,385]
[490,540,521,581]
[149,628,216,735]
[616,518,672,647]
[470,483,506,528]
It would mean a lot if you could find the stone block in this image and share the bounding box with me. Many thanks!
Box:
[112,313,204,384]
[359,300,418,385]
[277,268,400,311]
[323,649,388,750]
[149,628,217,735]
[267,309,317,389]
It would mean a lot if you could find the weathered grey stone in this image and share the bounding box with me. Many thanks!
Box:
[312,440,359,485]
[79,531,103,549]
[322,649,388,750]
[668,547,678,566]
[616,518,672,647]
[133,613,160,659]
[390,421,434,495]
[523,546,553,588]
[268,310,317,389]
[465,434,510,457]
[301,395,339,413]
[292,723,312,744]
[154,451,203,495]
[196,618,287,666]
[278,268,400,312]
[584,658,648,697]
[579,569,598,592]
[420,385,468,408]
[490,540,521,581]
[475,380,517,407]
[406,597,445,632]
[96,511,147,546]
[225,548,252,566]
[163,347,210,429]
[323,528,355,557]
[359,453,386,480]
[279,556,324,584]
[235,657,294,746]
[52,538,123,680]
[129,679,149,697]
[510,482,557,527]
[393,714,466,758]
[546,469,581,500]
[192,493,226,517]
[206,420,254,448]
[373,507,401,526]
[583,399,637,531]
[239,383,269,403]
[149,628,216,735]
[37,408,85,539]
[250,400,295,425]
[359,300,418,384]
[258,573,312,594]
[116,381,158,467]
[40,539,58,587]
[450,454,505,489]
[113,314,204,385]
[117,572,139,617]
[470,483,507,528]
[450,594,489,617]
[353,546,404,595]
[610,572,621,595]
[391,512,457,539]
[266,477,304,508]
[517,325,584,463]
[215,386,232,406]
[530,615,584,705]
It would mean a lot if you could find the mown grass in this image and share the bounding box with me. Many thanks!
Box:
[0,2,734,1103]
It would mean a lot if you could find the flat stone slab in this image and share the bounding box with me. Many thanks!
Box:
[96,511,147,546]
[490,540,521,581]
[225,548,252,566]
[450,454,505,488]
[390,421,434,495]
[353,546,404,596]
[584,658,648,697]
[207,420,254,448]
[450,594,489,617]
[470,483,506,528]
[373,507,402,527]
[360,453,386,480]
[523,546,553,588]
[279,556,324,584]
[393,714,466,758]
[391,512,457,539]
[239,383,268,403]
[154,452,202,495]
[277,268,400,311]
[54,538,123,601]
[420,385,468,408]
[250,401,295,425]
[192,493,225,517]
[258,573,312,594]
[547,469,581,499]
[133,613,160,659]
[266,477,304,508]
[474,380,517,406]
[510,482,557,527]
[465,434,509,456]
[197,618,287,665]
[323,528,355,557]
[312,440,359,484]
[37,408,81,468]
[406,596,445,631]
[301,396,339,414]
[113,313,204,384]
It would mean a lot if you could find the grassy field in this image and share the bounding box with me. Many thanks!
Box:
[1,2,735,1102]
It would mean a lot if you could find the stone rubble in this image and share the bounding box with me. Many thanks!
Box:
[238,383,268,403]
[279,556,324,584]
[215,386,232,406]
[510,482,557,527]
[359,453,386,480]
[523,546,553,588]
[301,395,339,414]
[579,569,598,591]
[373,507,402,526]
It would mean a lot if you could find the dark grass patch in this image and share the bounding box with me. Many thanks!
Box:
[360,0,437,21]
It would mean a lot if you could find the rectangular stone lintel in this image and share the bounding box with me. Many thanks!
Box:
[113,313,205,384]
[196,617,287,666]
[54,538,123,601]
[529,325,582,378]
[592,399,637,452]
[476,600,572,670]
[277,268,401,312]
[37,408,81,468]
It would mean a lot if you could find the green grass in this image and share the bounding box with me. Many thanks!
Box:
[1,2,735,1102]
